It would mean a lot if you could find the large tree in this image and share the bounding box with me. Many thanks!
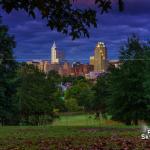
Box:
[47,70,65,112]
[0,19,17,125]
[16,65,55,125]
[92,73,109,118]
[108,36,150,125]
[0,0,124,39]
[65,81,94,111]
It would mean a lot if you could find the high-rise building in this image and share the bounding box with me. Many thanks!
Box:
[90,42,107,72]
[51,41,59,64]
[90,56,94,65]
[94,42,107,72]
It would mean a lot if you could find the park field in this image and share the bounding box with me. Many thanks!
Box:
[0,114,149,150]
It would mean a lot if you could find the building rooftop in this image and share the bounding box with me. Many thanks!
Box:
[97,42,105,47]
[52,41,57,49]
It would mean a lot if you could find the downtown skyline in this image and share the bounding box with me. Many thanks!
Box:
[1,0,150,62]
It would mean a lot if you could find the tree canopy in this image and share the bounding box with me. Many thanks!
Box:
[65,80,94,111]
[108,36,150,125]
[92,73,109,117]
[0,0,124,39]
[0,19,17,125]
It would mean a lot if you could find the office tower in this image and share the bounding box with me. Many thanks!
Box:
[90,56,95,65]
[51,41,59,64]
[94,42,107,72]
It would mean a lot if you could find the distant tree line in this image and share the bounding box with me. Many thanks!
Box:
[0,19,150,126]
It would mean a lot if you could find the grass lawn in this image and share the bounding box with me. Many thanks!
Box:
[52,114,124,126]
[0,114,149,150]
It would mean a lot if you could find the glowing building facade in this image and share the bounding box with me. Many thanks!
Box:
[51,42,59,64]
[90,42,108,72]
[90,56,95,66]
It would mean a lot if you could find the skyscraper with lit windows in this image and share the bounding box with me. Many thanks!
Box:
[90,42,107,72]
[51,41,59,64]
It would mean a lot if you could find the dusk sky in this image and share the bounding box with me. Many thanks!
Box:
[1,0,150,62]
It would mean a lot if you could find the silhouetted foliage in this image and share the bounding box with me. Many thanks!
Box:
[0,19,18,125]
[0,0,124,39]
[92,73,109,118]
[16,64,55,125]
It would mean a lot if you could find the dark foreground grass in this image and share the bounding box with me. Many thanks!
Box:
[0,125,140,139]
[0,115,149,149]
[0,125,149,150]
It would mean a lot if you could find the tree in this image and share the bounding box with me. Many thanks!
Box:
[92,73,109,118]
[0,0,124,39]
[62,76,86,85]
[47,70,66,112]
[0,19,17,125]
[108,36,150,125]
[47,70,61,92]
[65,98,81,112]
[16,64,54,125]
[65,81,94,111]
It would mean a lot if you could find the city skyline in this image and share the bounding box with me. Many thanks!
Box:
[1,0,150,62]
[27,41,117,79]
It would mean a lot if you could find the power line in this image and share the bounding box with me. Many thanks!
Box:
[1,58,150,61]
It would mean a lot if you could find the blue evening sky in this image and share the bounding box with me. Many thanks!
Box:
[1,0,150,62]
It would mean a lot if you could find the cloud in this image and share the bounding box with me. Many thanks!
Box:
[1,0,150,61]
